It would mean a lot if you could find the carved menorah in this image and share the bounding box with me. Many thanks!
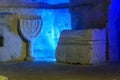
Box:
[19,16,42,61]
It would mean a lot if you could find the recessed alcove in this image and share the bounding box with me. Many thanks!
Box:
[0,36,3,47]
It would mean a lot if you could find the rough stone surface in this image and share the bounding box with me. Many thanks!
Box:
[56,29,106,64]
[70,0,111,30]
[0,14,26,62]
[0,75,8,80]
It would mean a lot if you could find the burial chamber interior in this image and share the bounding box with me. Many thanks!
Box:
[0,0,120,62]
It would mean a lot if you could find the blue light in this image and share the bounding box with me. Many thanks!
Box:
[31,2,71,61]
[47,0,69,4]
[19,0,69,4]
[108,0,120,61]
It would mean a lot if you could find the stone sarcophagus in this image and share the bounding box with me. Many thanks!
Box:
[56,28,106,64]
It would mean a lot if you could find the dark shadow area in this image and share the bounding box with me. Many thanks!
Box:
[0,36,3,47]
[115,12,120,60]
[69,0,111,30]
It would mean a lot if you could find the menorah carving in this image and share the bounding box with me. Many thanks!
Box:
[19,16,42,61]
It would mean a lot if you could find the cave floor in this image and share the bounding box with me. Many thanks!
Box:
[0,61,120,80]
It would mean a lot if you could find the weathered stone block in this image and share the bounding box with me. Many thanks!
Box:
[0,13,26,62]
[56,29,106,64]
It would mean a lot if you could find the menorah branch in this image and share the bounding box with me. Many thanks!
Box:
[19,16,42,61]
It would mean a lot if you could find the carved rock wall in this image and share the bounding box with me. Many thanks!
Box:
[0,14,26,62]
[0,5,71,61]
[70,0,111,30]
[0,7,42,62]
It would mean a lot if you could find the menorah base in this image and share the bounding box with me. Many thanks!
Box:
[24,57,34,61]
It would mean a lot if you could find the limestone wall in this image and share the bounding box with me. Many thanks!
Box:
[70,0,111,30]
[0,14,26,62]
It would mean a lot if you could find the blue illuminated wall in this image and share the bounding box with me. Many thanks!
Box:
[31,0,71,61]
[108,0,120,61]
